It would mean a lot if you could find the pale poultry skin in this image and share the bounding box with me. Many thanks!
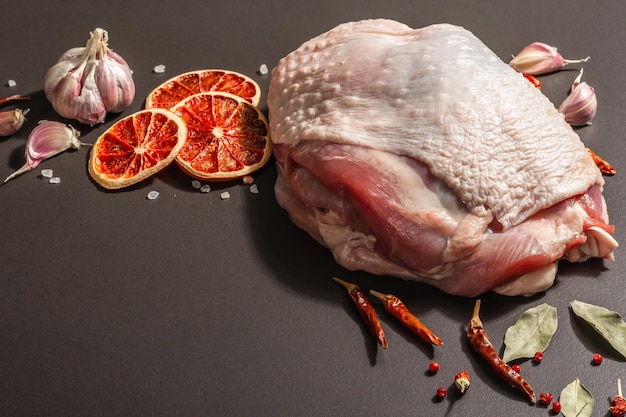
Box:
[268,19,617,296]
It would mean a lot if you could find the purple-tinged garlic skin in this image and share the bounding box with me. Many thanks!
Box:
[558,69,597,127]
[510,42,589,75]
[0,108,29,136]
[3,121,83,183]
[44,28,135,126]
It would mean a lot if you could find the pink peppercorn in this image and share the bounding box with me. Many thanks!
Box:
[429,361,440,373]
[592,353,603,365]
[533,351,544,363]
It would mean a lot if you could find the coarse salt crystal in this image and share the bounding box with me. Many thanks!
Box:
[200,184,211,193]
[220,191,231,200]
[147,190,160,200]
[153,65,166,74]
[6,79,16,87]
[258,64,269,76]
[49,177,61,184]
[40,169,54,178]
[191,180,202,189]
[242,175,254,184]
[249,184,259,194]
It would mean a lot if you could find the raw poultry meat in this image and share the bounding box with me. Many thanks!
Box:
[267,19,618,296]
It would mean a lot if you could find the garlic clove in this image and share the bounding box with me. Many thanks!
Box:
[0,108,29,136]
[558,69,597,126]
[75,61,107,125]
[47,59,88,120]
[3,121,83,183]
[510,42,589,75]
[96,55,135,113]
[44,56,83,98]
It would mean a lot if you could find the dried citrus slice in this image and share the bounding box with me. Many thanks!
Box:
[88,108,187,189]
[145,69,261,109]
[171,92,271,181]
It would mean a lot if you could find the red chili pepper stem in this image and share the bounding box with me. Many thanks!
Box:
[333,277,388,349]
[454,371,471,393]
[369,289,443,346]
[467,299,536,404]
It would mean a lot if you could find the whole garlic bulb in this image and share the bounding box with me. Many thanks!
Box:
[44,28,135,125]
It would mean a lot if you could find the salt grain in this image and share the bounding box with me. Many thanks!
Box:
[258,64,269,76]
[40,169,54,178]
[249,184,259,194]
[242,175,254,184]
[200,184,211,193]
[49,177,61,184]
[220,191,231,200]
[153,64,166,74]
[147,190,160,200]
[191,180,202,189]
[6,79,16,87]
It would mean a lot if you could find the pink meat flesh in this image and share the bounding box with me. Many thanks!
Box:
[268,19,618,296]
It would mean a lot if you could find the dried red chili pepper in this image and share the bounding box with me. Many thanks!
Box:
[332,277,388,349]
[610,379,626,417]
[467,300,536,404]
[369,289,443,346]
[0,94,30,107]
[587,147,616,176]
[523,73,542,90]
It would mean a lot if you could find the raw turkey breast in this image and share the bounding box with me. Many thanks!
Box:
[267,19,618,297]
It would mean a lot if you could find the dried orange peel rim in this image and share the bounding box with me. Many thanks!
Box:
[88,108,188,190]
[145,68,262,109]
[171,91,272,182]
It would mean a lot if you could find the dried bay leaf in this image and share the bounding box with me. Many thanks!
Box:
[560,378,594,417]
[502,303,557,363]
[570,300,626,360]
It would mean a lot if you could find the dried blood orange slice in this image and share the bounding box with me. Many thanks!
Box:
[88,108,187,189]
[171,92,271,181]
[145,69,261,109]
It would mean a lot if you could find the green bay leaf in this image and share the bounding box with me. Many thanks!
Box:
[560,378,594,417]
[570,300,626,360]
[502,303,557,363]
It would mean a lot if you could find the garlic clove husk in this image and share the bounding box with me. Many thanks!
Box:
[558,69,597,126]
[510,42,589,75]
[0,108,29,136]
[57,46,87,62]
[3,121,83,183]
[43,28,135,125]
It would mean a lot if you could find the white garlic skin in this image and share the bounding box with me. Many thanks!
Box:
[44,28,135,126]
[0,108,29,136]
